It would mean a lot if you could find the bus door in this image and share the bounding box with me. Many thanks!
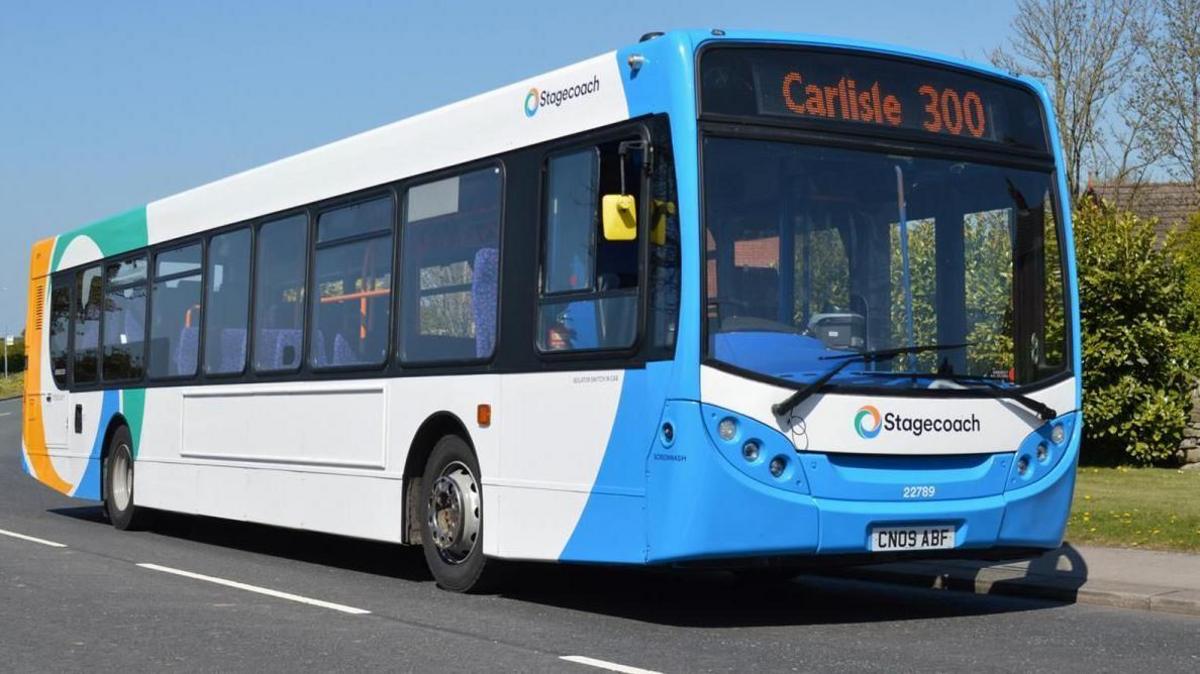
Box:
[44,269,72,448]
[65,265,106,458]
[37,272,72,449]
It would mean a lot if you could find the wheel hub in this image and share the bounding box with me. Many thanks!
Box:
[111,444,133,511]
[427,461,481,564]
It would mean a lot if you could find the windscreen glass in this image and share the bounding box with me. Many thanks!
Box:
[703,136,1067,390]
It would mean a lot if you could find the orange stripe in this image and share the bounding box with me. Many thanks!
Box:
[23,238,72,495]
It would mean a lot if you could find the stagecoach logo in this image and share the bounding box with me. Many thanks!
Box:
[524,88,540,117]
[854,405,982,439]
[522,76,601,118]
[854,405,883,439]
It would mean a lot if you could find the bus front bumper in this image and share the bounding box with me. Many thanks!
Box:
[640,401,1079,564]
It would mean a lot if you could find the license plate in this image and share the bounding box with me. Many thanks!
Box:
[870,525,956,552]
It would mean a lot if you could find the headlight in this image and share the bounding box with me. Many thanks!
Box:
[718,418,738,442]
[1017,455,1030,475]
[769,456,788,477]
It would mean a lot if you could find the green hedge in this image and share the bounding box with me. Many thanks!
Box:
[1076,201,1196,464]
[0,342,23,374]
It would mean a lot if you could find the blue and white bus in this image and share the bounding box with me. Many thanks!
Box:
[22,30,1079,591]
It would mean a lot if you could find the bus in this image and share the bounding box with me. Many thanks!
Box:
[21,30,1080,592]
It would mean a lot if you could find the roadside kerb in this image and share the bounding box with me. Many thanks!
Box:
[811,547,1200,617]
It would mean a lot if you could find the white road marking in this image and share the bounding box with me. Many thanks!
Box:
[0,527,68,548]
[560,656,663,674]
[137,563,371,615]
[0,412,13,417]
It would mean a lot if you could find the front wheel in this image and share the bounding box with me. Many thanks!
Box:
[419,435,502,592]
[103,426,149,530]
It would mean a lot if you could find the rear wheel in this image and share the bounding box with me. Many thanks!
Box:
[419,435,501,592]
[103,426,148,530]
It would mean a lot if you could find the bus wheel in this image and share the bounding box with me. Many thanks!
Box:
[103,426,148,530]
[419,435,499,592]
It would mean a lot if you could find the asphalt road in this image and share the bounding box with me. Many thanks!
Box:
[0,397,1197,673]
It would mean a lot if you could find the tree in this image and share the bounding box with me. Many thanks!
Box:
[991,0,1146,196]
[1133,0,1200,196]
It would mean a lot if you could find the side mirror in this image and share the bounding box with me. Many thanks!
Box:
[602,194,637,241]
[651,199,675,246]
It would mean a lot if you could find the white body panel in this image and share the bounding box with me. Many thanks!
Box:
[133,371,622,557]
[181,384,389,469]
[701,365,1077,455]
[495,370,624,559]
[144,53,627,249]
[135,375,504,547]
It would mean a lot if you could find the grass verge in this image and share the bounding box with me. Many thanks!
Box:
[1067,466,1200,553]
[0,371,23,399]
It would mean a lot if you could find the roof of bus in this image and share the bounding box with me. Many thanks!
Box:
[39,29,1051,276]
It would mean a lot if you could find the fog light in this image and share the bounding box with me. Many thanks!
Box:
[718,418,738,442]
[742,440,760,462]
[769,455,787,477]
[1017,455,1030,475]
[1036,443,1049,463]
[1051,424,1065,445]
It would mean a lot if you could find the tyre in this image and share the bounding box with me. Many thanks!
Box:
[103,425,149,530]
[419,435,501,592]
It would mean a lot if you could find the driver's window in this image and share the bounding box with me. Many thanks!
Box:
[537,139,643,353]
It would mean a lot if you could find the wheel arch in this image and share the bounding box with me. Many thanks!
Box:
[402,411,475,543]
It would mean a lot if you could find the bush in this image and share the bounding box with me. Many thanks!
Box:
[1169,211,1200,352]
[0,340,23,374]
[1076,201,1196,464]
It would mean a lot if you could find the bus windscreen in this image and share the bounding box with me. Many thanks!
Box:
[700,47,1048,152]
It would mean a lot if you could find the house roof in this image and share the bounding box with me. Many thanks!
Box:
[1090,182,1200,238]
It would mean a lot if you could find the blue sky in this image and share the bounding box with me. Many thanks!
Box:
[0,0,1019,334]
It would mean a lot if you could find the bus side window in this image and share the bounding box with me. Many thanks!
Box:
[537,140,642,353]
[73,266,103,384]
[102,256,148,381]
[398,166,502,364]
[149,243,203,379]
[311,195,394,369]
[48,278,71,388]
[204,228,251,376]
[253,214,309,373]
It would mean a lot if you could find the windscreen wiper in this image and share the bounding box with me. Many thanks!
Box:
[969,378,1058,421]
[848,371,1059,421]
[771,343,971,418]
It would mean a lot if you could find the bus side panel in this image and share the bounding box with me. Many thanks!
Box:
[494,370,630,561]
[133,376,500,545]
[557,363,675,564]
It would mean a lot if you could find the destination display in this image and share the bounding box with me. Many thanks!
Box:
[700,47,1048,152]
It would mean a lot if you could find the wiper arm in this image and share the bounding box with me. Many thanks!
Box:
[849,371,1059,422]
[972,379,1058,421]
[771,342,971,418]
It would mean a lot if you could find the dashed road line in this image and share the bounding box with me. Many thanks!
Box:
[0,527,68,548]
[560,655,663,674]
[137,563,371,615]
